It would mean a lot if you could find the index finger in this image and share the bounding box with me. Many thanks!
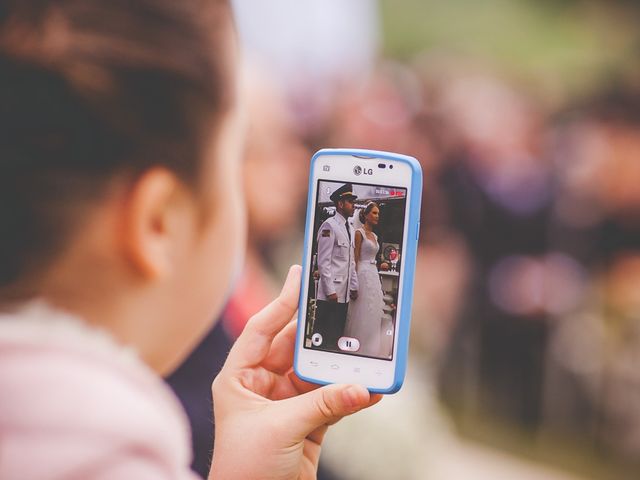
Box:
[225,265,301,369]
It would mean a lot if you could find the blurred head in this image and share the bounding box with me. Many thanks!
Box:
[241,64,308,244]
[553,86,640,222]
[0,0,245,374]
[329,62,427,160]
[359,202,380,227]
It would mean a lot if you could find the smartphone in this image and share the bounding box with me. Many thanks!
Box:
[294,148,422,394]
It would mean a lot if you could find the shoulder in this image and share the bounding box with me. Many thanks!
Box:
[318,219,335,238]
[321,216,339,232]
[326,214,340,227]
[320,216,334,228]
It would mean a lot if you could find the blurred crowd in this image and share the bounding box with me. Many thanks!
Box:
[167,1,640,478]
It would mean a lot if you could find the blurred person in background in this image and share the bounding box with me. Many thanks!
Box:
[327,60,430,163]
[548,85,640,270]
[423,69,558,432]
[542,85,640,468]
[224,65,309,337]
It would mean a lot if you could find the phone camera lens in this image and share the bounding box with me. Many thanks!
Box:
[389,164,394,169]
[378,163,386,169]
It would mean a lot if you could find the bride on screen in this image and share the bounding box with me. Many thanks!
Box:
[345,202,388,357]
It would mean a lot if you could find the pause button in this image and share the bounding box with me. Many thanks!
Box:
[338,337,360,352]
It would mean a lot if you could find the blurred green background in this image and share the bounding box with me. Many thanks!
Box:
[381,0,640,103]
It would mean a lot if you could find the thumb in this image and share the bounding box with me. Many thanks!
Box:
[277,384,374,441]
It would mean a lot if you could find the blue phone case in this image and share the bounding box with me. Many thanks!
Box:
[293,148,423,394]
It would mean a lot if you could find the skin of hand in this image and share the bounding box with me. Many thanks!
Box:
[327,293,338,302]
[209,265,382,480]
[380,262,390,271]
[349,290,358,300]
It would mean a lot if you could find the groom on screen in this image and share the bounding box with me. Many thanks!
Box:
[313,183,359,351]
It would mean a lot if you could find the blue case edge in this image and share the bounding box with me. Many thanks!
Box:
[293,148,423,394]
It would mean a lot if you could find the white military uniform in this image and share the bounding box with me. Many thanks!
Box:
[316,211,359,303]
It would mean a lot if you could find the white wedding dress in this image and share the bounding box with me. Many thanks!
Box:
[345,228,386,357]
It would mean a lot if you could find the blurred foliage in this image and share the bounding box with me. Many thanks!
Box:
[380,0,640,104]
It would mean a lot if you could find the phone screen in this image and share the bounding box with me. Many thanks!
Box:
[304,179,408,361]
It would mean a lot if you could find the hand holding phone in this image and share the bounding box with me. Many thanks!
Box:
[294,149,423,394]
[211,266,381,480]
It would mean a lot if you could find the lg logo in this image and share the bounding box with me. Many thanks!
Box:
[353,165,373,176]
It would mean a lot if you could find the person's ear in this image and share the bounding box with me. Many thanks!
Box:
[119,167,192,280]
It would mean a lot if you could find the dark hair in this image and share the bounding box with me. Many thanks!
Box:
[359,202,379,224]
[0,0,234,295]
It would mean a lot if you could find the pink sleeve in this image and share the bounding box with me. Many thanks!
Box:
[89,454,200,480]
[0,342,198,480]
[0,434,200,480]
